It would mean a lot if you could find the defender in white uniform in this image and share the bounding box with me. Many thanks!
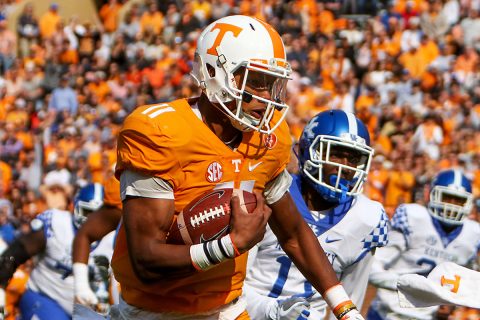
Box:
[368,169,480,320]
[0,183,114,319]
[244,110,389,320]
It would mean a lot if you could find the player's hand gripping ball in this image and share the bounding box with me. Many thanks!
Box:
[167,188,257,244]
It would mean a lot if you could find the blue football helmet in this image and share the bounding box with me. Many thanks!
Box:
[73,183,104,228]
[298,110,374,203]
[428,169,473,225]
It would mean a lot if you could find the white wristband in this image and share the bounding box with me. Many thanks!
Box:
[73,262,90,289]
[323,284,357,319]
[190,235,236,271]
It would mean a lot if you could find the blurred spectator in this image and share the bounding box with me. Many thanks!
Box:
[400,16,422,52]
[0,123,24,167]
[401,1,419,29]
[140,1,164,35]
[191,0,212,27]
[39,2,61,40]
[384,156,415,216]
[48,75,78,119]
[0,205,14,244]
[210,0,231,22]
[39,170,71,210]
[442,0,460,27]
[99,0,122,34]
[0,19,16,74]
[117,9,140,43]
[16,3,39,58]
[316,2,335,36]
[411,113,444,161]
[420,0,449,41]
[460,9,480,49]
[380,4,402,32]
[365,154,389,204]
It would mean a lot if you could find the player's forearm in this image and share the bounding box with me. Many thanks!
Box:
[72,232,92,265]
[128,240,195,282]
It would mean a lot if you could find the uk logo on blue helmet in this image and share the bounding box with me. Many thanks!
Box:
[73,183,104,228]
[428,169,473,225]
[298,110,374,204]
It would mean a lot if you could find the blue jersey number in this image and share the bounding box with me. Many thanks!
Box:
[268,256,314,298]
[416,258,437,276]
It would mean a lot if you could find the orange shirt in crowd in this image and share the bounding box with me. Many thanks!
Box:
[39,11,61,39]
[365,168,389,204]
[385,169,415,216]
[140,11,164,34]
[473,169,480,198]
[0,161,12,193]
[318,9,335,35]
[59,49,79,65]
[418,40,439,65]
[191,0,212,21]
[355,94,375,111]
[99,2,123,33]
[5,109,28,128]
[88,81,111,103]
[399,49,429,78]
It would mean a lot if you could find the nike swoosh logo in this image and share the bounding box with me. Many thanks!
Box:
[325,237,342,243]
[248,161,263,172]
[199,225,229,243]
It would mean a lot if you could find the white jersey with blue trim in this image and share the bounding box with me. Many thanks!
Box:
[244,175,389,319]
[27,209,115,315]
[370,203,480,320]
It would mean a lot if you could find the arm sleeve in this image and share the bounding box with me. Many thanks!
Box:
[120,170,174,201]
[263,169,292,205]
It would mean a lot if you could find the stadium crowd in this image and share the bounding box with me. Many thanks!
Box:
[0,0,479,318]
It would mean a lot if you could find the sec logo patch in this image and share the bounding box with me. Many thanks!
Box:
[206,161,223,183]
[263,133,277,149]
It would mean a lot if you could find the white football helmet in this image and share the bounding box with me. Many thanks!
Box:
[191,15,292,134]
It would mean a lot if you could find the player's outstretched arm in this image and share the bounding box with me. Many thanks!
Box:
[72,205,121,307]
[268,192,363,320]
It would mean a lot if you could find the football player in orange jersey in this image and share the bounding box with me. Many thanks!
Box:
[110,15,365,320]
[72,173,122,309]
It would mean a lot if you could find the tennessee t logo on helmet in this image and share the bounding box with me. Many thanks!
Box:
[206,23,243,56]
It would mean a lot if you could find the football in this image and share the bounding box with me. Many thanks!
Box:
[167,188,257,245]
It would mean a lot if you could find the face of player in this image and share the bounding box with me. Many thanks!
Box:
[441,193,468,207]
[322,145,364,187]
[229,67,282,123]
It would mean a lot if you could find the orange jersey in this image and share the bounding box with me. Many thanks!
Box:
[113,98,292,313]
[103,173,122,210]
